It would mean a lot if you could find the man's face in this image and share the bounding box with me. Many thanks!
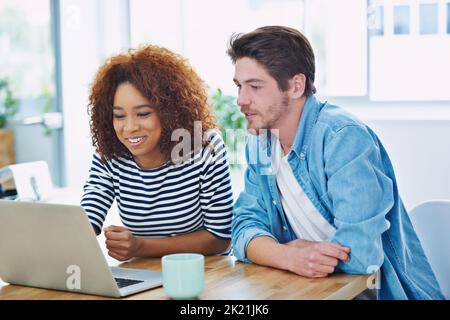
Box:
[233,57,289,133]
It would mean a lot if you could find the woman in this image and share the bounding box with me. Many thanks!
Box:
[81,45,233,261]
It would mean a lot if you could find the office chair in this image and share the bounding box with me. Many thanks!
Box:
[409,200,450,299]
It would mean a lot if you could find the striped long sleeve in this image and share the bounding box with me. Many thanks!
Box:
[200,133,234,239]
[80,131,233,239]
[80,152,115,232]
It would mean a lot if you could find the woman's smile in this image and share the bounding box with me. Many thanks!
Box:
[126,136,147,147]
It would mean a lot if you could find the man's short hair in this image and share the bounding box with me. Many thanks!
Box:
[227,26,316,97]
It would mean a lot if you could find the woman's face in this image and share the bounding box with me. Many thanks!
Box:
[112,82,165,168]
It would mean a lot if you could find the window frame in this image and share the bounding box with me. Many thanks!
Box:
[317,0,450,106]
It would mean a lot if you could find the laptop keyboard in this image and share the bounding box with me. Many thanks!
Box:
[114,277,144,288]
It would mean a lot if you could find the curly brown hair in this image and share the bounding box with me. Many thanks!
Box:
[88,44,218,163]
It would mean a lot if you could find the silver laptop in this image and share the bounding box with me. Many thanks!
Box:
[0,200,163,298]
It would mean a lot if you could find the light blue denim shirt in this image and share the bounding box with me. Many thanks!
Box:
[232,95,444,300]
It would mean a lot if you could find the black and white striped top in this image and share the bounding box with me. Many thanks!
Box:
[80,133,233,239]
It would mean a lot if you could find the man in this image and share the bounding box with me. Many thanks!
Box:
[228,26,443,299]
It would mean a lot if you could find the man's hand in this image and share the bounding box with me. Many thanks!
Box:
[283,240,350,278]
[104,225,141,261]
[286,239,315,249]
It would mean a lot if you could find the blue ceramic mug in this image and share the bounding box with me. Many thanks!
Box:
[162,253,205,299]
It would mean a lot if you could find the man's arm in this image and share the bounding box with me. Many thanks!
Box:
[231,142,279,263]
[233,139,351,277]
[324,125,393,274]
[247,236,350,278]
[246,236,289,270]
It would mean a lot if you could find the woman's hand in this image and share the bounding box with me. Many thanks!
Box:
[104,225,141,261]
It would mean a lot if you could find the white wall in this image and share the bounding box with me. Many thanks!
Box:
[347,107,450,211]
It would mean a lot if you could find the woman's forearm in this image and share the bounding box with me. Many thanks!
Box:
[135,230,231,257]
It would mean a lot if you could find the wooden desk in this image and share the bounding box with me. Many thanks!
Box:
[0,256,369,300]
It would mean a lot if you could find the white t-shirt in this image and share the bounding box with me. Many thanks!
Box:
[272,139,336,241]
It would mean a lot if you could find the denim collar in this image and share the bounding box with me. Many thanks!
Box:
[291,95,325,158]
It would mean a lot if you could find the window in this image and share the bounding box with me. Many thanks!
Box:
[446,2,450,34]
[394,5,410,35]
[130,0,306,96]
[0,0,64,186]
[369,0,450,101]
[129,0,450,102]
[420,3,438,34]
[304,0,367,96]
[0,0,54,100]
[369,5,384,36]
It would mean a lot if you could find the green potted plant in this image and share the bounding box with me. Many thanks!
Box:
[0,78,19,129]
[210,88,246,169]
[0,78,19,169]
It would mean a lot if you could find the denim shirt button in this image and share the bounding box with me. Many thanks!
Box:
[283,226,288,231]
[300,152,306,159]
[272,200,277,206]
